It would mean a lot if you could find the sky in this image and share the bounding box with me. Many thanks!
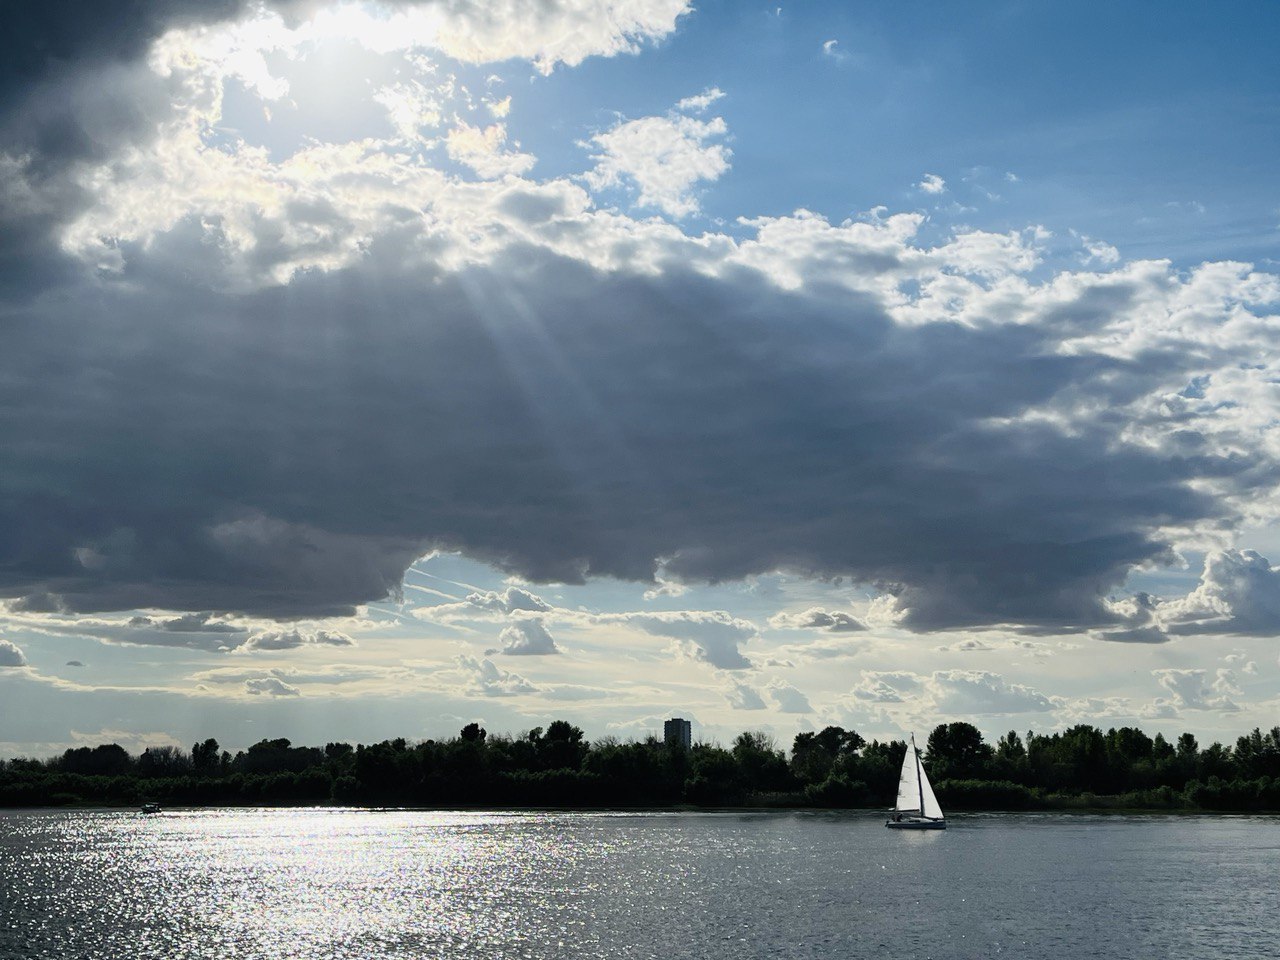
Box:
[2,0,1279,758]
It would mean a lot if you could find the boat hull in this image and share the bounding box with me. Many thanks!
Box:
[885,818,946,830]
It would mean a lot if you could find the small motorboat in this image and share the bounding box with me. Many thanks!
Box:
[140,802,161,814]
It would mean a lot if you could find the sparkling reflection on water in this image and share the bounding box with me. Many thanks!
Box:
[1,808,1277,959]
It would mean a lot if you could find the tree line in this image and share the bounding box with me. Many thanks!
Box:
[1,720,1277,811]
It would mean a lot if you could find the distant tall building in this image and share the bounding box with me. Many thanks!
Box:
[664,717,692,751]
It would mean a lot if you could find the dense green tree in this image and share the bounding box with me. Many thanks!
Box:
[994,730,1028,782]
[191,738,221,775]
[60,744,132,777]
[7,719,1280,812]
[791,726,863,785]
[539,721,587,771]
[926,723,993,781]
[1197,741,1234,781]
[855,739,907,799]
[732,732,791,793]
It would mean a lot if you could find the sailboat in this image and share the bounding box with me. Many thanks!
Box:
[886,734,946,830]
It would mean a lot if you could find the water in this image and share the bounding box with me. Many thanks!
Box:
[1,808,1276,959]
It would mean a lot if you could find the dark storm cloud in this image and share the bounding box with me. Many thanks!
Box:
[0,234,1250,629]
[0,5,1263,631]
[0,2,245,299]
[0,1,255,178]
[0,1,242,99]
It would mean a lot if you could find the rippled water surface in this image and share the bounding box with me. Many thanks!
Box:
[1,808,1277,959]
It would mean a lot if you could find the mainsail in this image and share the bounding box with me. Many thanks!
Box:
[894,743,922,813]
[893,735,944,820]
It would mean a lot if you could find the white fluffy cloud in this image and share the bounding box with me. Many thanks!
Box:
[917,173,946,194]
[416,588,553,622]
[497,619,559,655]
[676,87,725,113]
[926,670,1056,715]
[1099,549,1280,642]
[243,676,300,697]
[1152,668,1240,713]
[0,638,27,667]
[455,656,537,696]
[395,0,693,74]
[445,121,536,179]
[851,671,921,703]
[849,669,1055,716]
[1161,550,1280,635]
[769,608,866,633]
[583,96,731,216]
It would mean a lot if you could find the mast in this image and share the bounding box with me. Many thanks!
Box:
[913,734,924,817]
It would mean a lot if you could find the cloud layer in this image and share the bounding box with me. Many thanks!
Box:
[2,0,1279,643]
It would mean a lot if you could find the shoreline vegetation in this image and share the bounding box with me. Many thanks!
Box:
[2,722,1278,813]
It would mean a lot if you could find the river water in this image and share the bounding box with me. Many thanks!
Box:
[0,808,1275,959]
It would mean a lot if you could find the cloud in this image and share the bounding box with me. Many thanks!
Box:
[1099,549,1280,642]
[1152,668,1240,712]
[821,40,846,61]
[618,612,756,670]
[769,608,866,632]
[455,656,537,697]
[540,683,612,701]
[583,96,731,216]
[849,669,1055,715]
[1223,652,1258,675]
[917,173,946,194]
[851,671,921,703]
[497,619,559,655]
[416,588,553,622]
[1097,625,1171,644]
[243,676,300,696]
[445,122,536,179]
[1,1,1279,640]
[767,680,812,713]
[234,629,355,653]
[1076,233,1120,266]
[925,670,1056,715]
[725,681,766,710]
[1160,549,1280,635]
[935,638,992,652]
[393,0,694,75]
[676,87,725,113]
[127,613,244,634]
[3,205,1273,631]
[0,638,28,667]
[192,664,409,691]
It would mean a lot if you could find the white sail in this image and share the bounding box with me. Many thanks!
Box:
[887,734,947,828]
[919,759,944,820]
[894,742,921,813]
